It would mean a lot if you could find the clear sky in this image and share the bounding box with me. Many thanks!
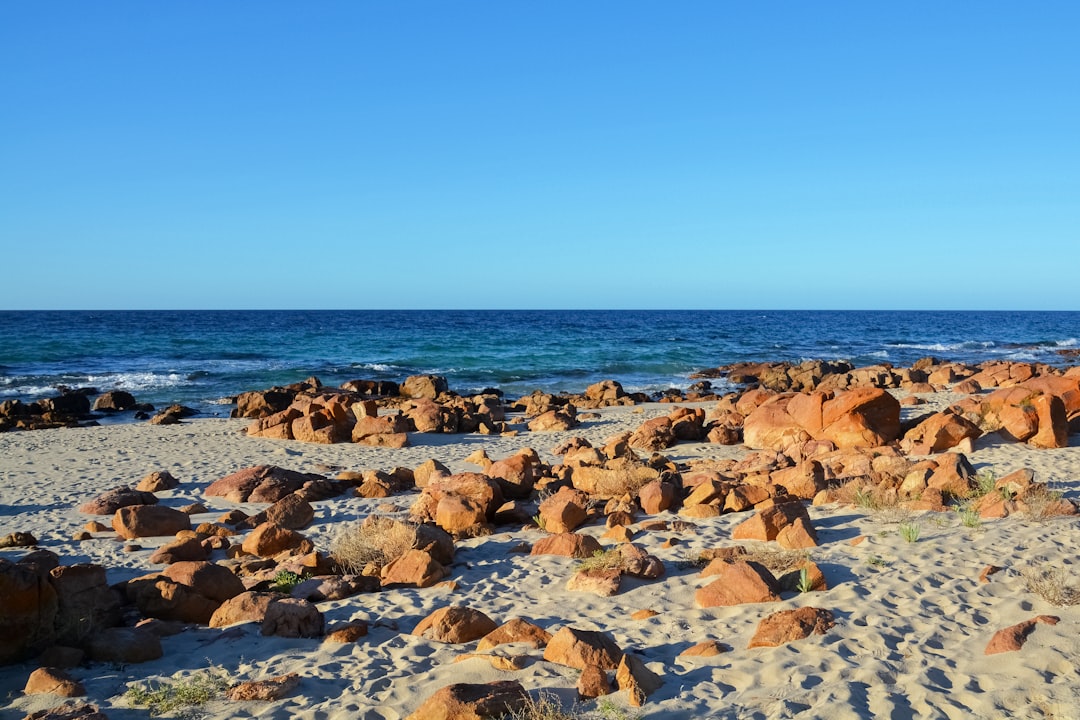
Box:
[2,2,1077,310]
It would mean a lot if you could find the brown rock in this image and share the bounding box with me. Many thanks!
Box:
[412,606,498,644]
[406,680,529,720]
[985,615,1060,655]
[161,561,244,603]
[776,517,820,550]
[1030,394,1068,449]
[125,576,220,624]
[731,501,815,543]
[260,598,323,638]
[78,486,157,515]
[400,374,449,399]
[324,620,369,643]
[112,505,191,539]
[21,703,109,720]
[901,412,982,454]
[638,480,676,514]
[747,606,835,648]
[208,591,277,628]
[23,667,86,697]
[204,465,327,504]
[530,533,603,559]
[695,561,781,607]
[380,549,448,588]
[476,618,552,651]
[84,626,163,663]
[226,673,301,701]
[527,407,578,432]
[241,523,311,557]
[48,563,121,646]
[615,653,662,706]
[148,537,209,564]
[537,487,589,534]
[678,640,729,657]
[567,569,622,596]
[263,494,316,530]
[136,471,180,493]
[577,664,612,699]
[543,627,623,670]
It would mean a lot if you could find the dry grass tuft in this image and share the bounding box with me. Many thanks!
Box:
[739,547,811,576]
[331,516,418,573]
[1023,486,1068,522]
[575,548,628,574]
[1021,563,1080,606]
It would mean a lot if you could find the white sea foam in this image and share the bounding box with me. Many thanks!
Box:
[1056,338,1079,348]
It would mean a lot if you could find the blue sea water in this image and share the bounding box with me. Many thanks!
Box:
[1,310,1078,419]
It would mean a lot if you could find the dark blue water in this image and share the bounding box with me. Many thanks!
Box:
[1,310,1077,417]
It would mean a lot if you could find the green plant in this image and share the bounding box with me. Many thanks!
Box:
[270,570,308,593]
[973,469,997,497]
[865,555,890,568]
[899,522,921,543]
[125,667,229,717]
[958,507,981,529]
[795,567,813,594]
[532,513,547,531]
[853,488,880,511]
[595,697,642,720]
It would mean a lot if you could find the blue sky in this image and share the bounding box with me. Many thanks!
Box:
[2,3,1077,310]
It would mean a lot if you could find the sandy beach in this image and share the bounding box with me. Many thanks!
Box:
[3,391,1080,720]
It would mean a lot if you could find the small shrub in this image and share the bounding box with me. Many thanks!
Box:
[972,469,997,498]
[270,570,308,593]
[508,692,579,720]
[865,555,890,569]
[125,667,229,717]
[957,507,981,529]
[1021,563,1080,606]
[1024,486,1067,521]
[532,513,548,531]
[899,522,921,543]
[331,516,418,574]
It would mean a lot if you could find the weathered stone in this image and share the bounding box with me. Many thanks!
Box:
[543,627,623,670]
[406,680,529,720]
[226,673,302,701]
[260,598,323,638]
[695,561,781,607]
[204,465,328,504]
[747,606,835,648]
[208,591,277,628]
[78,486,158,515]
[412,606,498,644]
[380,549,448,588]
[985,615,1060,655]
[537,487,589,534]
[476,618,552,652]
[530,533,603,559]
[161,561,244,603]
[567,569,622,596]
[112,505,191,539]
[24,667,86,697]
[85,627,163,663]
[136,471,180,493]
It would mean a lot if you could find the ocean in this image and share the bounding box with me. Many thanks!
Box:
[1,310,1078,419]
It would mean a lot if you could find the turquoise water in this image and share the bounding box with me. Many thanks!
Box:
[1,310,1078,417]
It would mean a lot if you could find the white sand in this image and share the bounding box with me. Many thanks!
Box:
[2,400,1080,720]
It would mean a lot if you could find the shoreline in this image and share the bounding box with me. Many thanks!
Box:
[3,385,1080,719]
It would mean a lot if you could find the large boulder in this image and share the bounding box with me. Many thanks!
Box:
[543,627,623,670]
[744,388,900,451]
[400,375,449,400]
[78,486,158,515]
[204,465,327,503]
